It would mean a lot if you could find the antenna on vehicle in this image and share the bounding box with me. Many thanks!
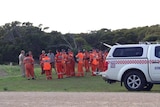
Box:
[115,43,121,45]
[100,42,112,48]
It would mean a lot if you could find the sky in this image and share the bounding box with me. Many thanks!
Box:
[0,0,160,34]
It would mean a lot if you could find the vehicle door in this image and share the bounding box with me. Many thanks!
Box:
[149,45,160,81]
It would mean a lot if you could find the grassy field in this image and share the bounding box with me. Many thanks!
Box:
[0,65,160,92]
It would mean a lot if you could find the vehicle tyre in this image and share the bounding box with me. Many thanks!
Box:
[124,71,146,91]
[143,83,153,91]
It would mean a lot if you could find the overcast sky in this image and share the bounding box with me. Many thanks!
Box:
[0,0,160,33]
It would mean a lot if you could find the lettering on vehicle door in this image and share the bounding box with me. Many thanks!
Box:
[155,66,160,70]
[110,61,116,68]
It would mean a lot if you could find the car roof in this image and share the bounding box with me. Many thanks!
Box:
[112,44,160,48]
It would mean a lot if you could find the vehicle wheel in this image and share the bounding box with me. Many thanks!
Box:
[124,71,146,91]
[143,83,153,91]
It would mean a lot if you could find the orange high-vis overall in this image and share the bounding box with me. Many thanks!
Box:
[66,54,72,77]
[61,53,67,75]
[68,52,75,76]
[23,56,34,79]
[42,56,52,80]
[76,52,84,77]
[98,52,103,72]
[55,52,63,79]
[90,52,99,76]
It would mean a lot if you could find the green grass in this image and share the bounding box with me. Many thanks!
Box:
[0,65,160,92]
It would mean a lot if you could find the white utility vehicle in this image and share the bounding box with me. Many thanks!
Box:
[99,42,160,91]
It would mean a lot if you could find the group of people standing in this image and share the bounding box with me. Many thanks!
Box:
[19,49,108,80]
[76,49,108,77]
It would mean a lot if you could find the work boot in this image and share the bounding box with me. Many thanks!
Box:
[32,78,35,80]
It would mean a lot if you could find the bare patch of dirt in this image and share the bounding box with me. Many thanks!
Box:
[0,92,160,107]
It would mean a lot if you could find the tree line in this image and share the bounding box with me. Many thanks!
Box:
[0,21,160,64]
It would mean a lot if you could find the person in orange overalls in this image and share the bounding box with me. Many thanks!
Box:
[98,51,103,72]
[61,49,67,75]
[42,54,52,80]
[102,50,108,72]
[90,49,99,76]
[65,52,72,77]
[39,50,46,75]
[28,51,34,76]
[76,50,84,77]
[68,49,75,76]
[55,50,63,79]
[23,53,35,80]
[83,50,90,72]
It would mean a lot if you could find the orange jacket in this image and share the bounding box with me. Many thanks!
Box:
[55,52,62,63]
[42,56,51,71]
[90,52,99,65]
[76,52,84,64]
[23,56,34,66]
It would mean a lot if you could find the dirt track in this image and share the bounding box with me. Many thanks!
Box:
[0,92,160,107]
